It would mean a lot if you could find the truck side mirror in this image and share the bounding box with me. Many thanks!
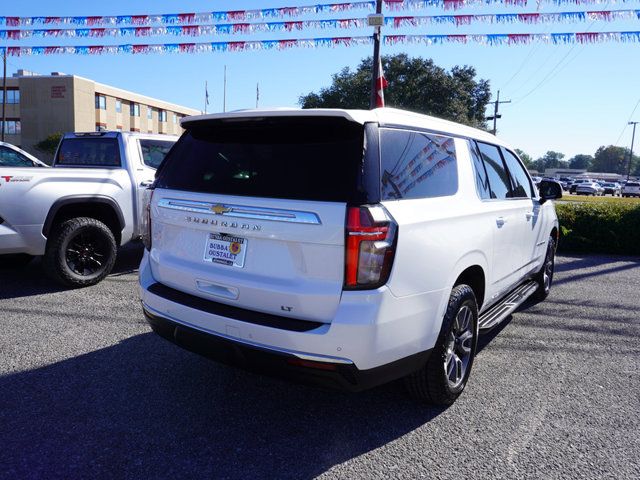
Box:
[539,180,563,204]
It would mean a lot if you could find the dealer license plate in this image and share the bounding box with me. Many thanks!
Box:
[203,233,248,268]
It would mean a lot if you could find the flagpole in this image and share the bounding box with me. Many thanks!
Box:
[204,80,208,114]
[256,83,259,109]
[223,65,227,113]
[369,0,383,110]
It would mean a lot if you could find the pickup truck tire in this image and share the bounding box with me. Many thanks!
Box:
[532,236,556,302]
[43,217,117,288]
[404,285,478,406]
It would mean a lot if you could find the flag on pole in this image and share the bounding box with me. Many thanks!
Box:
[376,57,388,108]
[256,83,259,108]
[205,81,210,106]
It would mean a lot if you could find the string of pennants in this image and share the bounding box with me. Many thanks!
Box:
[1,10,638,40]
[1,32,639,56]
[0,0,637,27]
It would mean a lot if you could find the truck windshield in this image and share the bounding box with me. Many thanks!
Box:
[56,137,120,167]
[155,117,367,202]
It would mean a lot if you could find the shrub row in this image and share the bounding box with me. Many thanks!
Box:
[556,201,640,255]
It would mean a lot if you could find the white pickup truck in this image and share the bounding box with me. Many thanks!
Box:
[0,131,176,286]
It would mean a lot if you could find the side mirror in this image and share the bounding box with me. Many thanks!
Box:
[538,179,563,204]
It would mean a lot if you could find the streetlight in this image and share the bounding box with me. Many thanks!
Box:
[628,121,638,182]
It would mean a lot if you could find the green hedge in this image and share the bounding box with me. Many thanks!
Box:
[556,202,640,255]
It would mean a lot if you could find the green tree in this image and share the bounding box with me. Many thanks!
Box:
[514,148,533,169]
[591,145,628,174]
[569,154,593,170]
[35,132,62,156]
[299,53,491,128]
[535,151,566,171]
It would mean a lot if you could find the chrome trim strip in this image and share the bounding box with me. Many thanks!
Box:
[142,302,353,365]
[157,198,321,225]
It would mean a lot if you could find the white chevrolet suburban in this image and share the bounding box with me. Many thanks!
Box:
[0,131,176,286]
[139,108,562,405]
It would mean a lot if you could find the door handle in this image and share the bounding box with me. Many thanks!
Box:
[525,212,533,220]
[496,217,506,227]
[140,180,154,187]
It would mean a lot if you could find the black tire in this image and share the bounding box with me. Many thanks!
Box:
[0,254,34,269]
[404,284,478,406]
[532,235,556,302]
[43,217,117,287]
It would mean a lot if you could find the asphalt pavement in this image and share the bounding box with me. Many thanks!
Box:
[0,247,638,479]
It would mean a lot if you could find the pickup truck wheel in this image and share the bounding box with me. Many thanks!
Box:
[404,284,478,406]
[532,236,556,302]
[44,217,117,288]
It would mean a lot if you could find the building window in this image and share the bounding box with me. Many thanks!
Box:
[1,120,21,135]
[0,89,20,104]
[130,103,140,117]
[115,99,122,113]
[173,113,181,125]
[159,110,167,122]
[147,107,153,120]
[95,94,106,110]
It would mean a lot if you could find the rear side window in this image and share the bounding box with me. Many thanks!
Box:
[56,137,120,167]
[0,146,35,167]
[477,142,510,199]
[469,141,491,199]
[156,117,367,203]
[380,128,457,200]
[502,148,533,198]
[139,139,174,169]
[627,182,640,187]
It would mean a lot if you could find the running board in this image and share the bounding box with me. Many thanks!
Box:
[478,280,538,330]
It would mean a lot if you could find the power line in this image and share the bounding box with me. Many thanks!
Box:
[614,97,640,146]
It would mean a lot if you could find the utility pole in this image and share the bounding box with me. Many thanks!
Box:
[486,90,511,135]
[223,65,227,113]
[368,0,383,110]
[627,121,638,181]
[2,48,6,143]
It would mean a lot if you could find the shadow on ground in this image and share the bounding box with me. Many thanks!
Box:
[0,334,444,479]
[0,244,144,300]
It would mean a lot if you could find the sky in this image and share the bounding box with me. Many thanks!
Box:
[2,0,640,160]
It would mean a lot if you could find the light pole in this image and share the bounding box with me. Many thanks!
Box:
[369,0,383,110]
[628,121,638,182]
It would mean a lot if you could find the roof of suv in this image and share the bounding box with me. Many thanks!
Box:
[181,107,508,148]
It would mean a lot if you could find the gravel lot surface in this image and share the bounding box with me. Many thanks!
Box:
[1,247,638,479]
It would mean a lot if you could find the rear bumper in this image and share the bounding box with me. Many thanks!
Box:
[143,306,431,392]
[139,250,445,389]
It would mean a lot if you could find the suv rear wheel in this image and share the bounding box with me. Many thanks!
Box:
[44,217,117,288]
[404,284,478,405]
[532,235,556,302]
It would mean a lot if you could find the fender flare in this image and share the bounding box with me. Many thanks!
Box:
[42,195,126,238]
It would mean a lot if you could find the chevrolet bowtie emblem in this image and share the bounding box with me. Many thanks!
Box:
[211,204,232,215]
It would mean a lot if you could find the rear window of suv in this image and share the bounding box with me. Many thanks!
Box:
[155,117,368,203]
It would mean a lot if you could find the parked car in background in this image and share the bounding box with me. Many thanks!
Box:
[570,178,594,194]
[0,141,48,168]
[558,177,573,191]
[0,131,177,286]
[139,107,562,406]
[622,181,640,198]
[576,181,604,196]
[601,182,621,196]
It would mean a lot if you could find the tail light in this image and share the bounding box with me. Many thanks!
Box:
[141,188,154,251]
[345,205,398,290]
